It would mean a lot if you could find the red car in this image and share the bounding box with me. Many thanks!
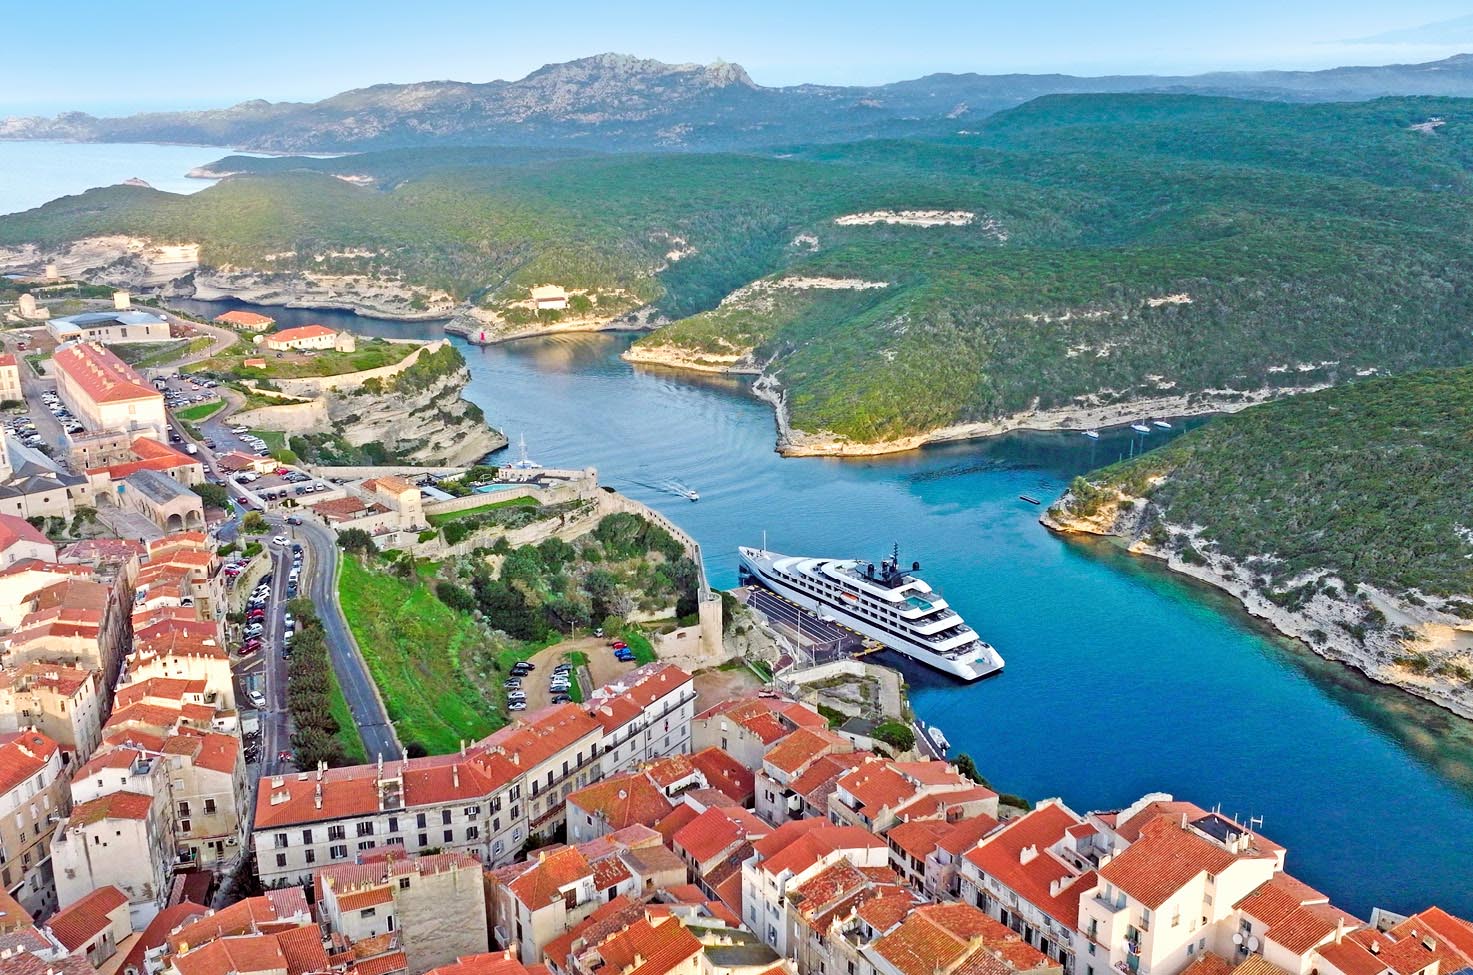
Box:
[611,641,628,650]
[242,638,262,652]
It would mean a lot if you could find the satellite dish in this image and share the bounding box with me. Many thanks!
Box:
[1233,934,1244,946]
[1247,938,1260,952]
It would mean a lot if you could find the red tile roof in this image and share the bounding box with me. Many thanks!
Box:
[46,884,127,951]
[0,730,59,796]
[593,914,701,975]
[119,900,209,975]
[0,514,52,554]
[964,802,1092,929]
[506,846,593,910]
[753,820,883,877]
[69,790,153,825]
[886,818,955,863]
[672,807,756,865]
[765,727,850,776]
[214,311,275,326]
[425,952,534,975]
[269,324,338,344]
[54,341,159,403]
[1098,816,1249,910]
[1235,874,1356,955]
[687,747,754,805]
[871,903,1052,975]
[569,773,674,832]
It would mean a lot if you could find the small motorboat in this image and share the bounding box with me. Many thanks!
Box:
[1153,420,1172,429]
[1131,423,1152,434]
[1019,495,1041,505]
[1082,430,1100,440]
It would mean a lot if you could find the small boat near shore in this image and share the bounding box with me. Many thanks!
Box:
[1019,495,1041,505]
[1131,423,1152,434]
[1153,420,1172,429]
[1082,429,1100,439]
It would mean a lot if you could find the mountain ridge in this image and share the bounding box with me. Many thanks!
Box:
[8,51,1473,152]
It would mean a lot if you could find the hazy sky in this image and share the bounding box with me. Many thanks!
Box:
[8,0,1473,113]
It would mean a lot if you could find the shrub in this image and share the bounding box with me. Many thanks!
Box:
[873,721,915,752]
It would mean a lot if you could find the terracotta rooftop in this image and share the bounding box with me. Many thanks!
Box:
[119,900,209,975]
[593,914,702,975]
[68,790,153,825]
[569,772,674,831]
[506,846,593,909]
[965,802,1092,928]
[268,323,338,343]
[0,514,52,554]
[214,310,275,326]
[54,341,160,403]
[868,902,1051,975]
[754,819,884,877]
[0,730,59,796]
[45,884,127,951]
[687,746,754,804]
[1098,815,1255,911]
[765,727,851,777]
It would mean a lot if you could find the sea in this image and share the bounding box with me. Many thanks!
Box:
[8,143,1471,917]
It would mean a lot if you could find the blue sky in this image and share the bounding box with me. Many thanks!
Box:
[7,0,1473,113]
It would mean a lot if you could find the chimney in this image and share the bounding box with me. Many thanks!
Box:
[453,765,460,788]
[1370,942,1380,956]
[1018,845,1038,866]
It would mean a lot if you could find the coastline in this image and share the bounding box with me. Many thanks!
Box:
[1041,497,1473,721]
[618,342,1324,456]
[445,314,658,346]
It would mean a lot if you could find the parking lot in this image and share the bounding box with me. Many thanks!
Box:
[231,466,335,505]
[156,373,221,410]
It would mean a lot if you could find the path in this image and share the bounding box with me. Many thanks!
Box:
[297,519,400,761]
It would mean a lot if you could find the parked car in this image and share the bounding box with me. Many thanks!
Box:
[502,677,522,689]
[249,691,266,709]
[286,515,302,525]
[509,701,527,711]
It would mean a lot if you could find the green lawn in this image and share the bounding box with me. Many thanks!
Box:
[426,494,537,526]
[622,629,658,665]
[337,555,501,754]
[564,650,589,703]
[174,400,225,422]
[194,338,417,380]
[327,670,368,763]
[248,428,299,464]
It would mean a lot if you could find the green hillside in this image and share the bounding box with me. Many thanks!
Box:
[1052,366,1473,607]
[8,94,1473,443]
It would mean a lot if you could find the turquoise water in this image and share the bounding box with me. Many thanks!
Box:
[0,141,255,215]
[167,306,1473,915]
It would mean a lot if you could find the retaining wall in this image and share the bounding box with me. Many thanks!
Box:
[232,397,331,434]
[272,339,448,397]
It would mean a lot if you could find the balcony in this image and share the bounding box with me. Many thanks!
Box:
[1093,894,1127,915]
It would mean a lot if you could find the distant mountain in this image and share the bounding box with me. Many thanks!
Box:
[7,51,1473,152]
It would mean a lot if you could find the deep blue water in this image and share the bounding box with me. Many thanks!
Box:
[169,302,1473,916]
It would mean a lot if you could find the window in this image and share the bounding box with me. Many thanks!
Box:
[358,840,375,851]
[177,801,191,817]
[330,844,348,859]
[416,813,427,828]
[274,833,288,849]
[302,829,313,844]
[443,829,453,843]
[305,850,316,864]
[442,810,452,825]
[328,825,346,841]
[399,878,411,890]
[493,817,501,832]
[387,817,399,833]
[465,805,480,817]
[467,826,479,840]
[204,798,216,815]
[357,821,374,837]
[180,819,191,833]
[362,907,376,918]
[276,853,287,867]
[418,833,428,847]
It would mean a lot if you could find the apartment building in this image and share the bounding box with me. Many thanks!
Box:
[741,819,888,955]
[316,850,487,975]
[0,729,69,920]
[693,696,829,771]
[51,341,168,443]
[587,663,697,780]
[0,662,104,758]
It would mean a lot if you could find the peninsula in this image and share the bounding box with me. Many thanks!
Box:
[1043,366,1473,718]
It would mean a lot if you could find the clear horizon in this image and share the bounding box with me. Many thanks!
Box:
[4,0,1473,115]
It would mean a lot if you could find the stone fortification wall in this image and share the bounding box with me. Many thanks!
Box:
[273,339,448,397]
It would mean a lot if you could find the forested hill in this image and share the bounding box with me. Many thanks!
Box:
[7,94,1473,447]
[1051,367,1473,604]
[9,51,1473,152]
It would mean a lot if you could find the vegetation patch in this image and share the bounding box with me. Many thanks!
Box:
[337,554,501,754]
[174,400,225,422]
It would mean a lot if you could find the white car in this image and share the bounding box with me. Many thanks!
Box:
[272,534,290,546]
[249,691,266,709]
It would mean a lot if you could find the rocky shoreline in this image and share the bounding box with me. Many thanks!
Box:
[1042,491,1473,720]
[615,342,1327,457]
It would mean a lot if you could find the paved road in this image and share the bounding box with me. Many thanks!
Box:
[297,519,400,761]
[258,541,294,776]
[742,585,864,658]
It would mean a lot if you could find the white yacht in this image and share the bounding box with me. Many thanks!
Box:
[738,544,1005,681]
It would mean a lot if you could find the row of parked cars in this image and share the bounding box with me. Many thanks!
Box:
[38,391,84,435]
[502,659,578,711]
[8,413,46,449]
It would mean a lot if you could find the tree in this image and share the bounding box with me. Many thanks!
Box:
[337,528,375,554]
[193,483,230,509]
[953,752,990,788]
[873,721,915,752]
[436,581,477,614]
[242,511,267,534]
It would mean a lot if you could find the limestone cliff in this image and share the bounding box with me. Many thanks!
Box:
[1043,489,1473,720]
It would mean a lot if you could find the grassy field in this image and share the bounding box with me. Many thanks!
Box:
[564,650,589,703]
[193,338,417,379]
[622,629,658,665]
[337,555,501,754]
[327,670,368,764]
[426,494,537,526]
[173,400,224,422]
